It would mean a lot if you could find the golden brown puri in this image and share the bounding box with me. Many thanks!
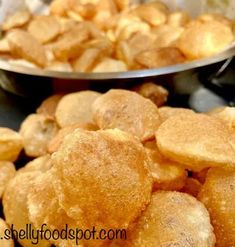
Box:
[48,122,98,153]
[151,24,184,48]
[133,2,167,26]
[18,155,52,174]
[0,38,11,54]
[0,218,14,247]
[3,172,50,247]
[19,114,59,157]
[49,0,71,16]
[167,11,191,27]
[180,178,202,198]
[135,47,185,69]
[207,106,235,130]
[207,107,235,149]
[2,10,31,31]
[158,106,194,123]
[1,0,234,71]
[51,23,90,61]
[27,171,80,247]
[124,191,215,247]
[27,16,61,44]
[27,171,75,230]
[198,168,235,247]
[156,113,235,172]
[51,129,152,230]
[72,48,102,72]
[0,161,16,199]
[92,58,128,72]
[144,141,187,191]
[92,89,161,142]
[0,127,23,162]
[198,13,233,27]
[55,90,101,128]
[132,82,169,107]
[177,20,234,59]
[36,94,64,119]
[7,29,47,68]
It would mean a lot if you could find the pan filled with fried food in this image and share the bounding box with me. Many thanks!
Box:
[0,0,234,79]
[0,83,235,246]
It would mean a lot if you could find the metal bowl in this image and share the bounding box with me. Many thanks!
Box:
[0,46,234,80]
[0,0,235,80]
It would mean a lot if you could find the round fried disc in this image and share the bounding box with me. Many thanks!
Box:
[19,114,59,157]
[125,191,215,247]
[198,168,235,247]
[55,91,101,128]
[156,113,235,171]
[0,128,23,162]
[3,172,50,247]
[92,89,161,142]
[51,129,152,230]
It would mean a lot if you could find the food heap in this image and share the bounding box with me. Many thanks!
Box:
[0,82,235,246]
[0,0,234,72]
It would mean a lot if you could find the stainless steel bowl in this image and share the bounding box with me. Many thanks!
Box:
[0,0,235,80]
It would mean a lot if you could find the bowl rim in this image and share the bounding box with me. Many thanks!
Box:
[0,45,234,80]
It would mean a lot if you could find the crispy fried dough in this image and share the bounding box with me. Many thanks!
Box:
[198,168,235,247]
[51,129,152,230]
[0,128,23,162]
[156,113,235,171]
[92,89,161,142]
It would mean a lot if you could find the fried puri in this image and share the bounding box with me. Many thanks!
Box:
[198,168,235,247]
[0,128,23,162]
[92,58,128,72]
[133,82,169,107]
[48,122,98,153]
[92,89,161,142]
[55,90,101,127]
[135,47,185,69]
[51,129,152,229]
[208,106,235,131]
[28,16,61,44]
[158,106,194,123]
[3,172,50,247]
[0,161,16,199]
[27,171,79,247]
[27,171,76,231]
[156,113,235,172]
[2,10,31,31]
[0,218,14,247]
[7,29,47,68]
[145,142,187,191]
[36,94,64,118]
[19,114,59,157]
[177,20,234,59]
[126,191,215,247]
[51,24,90,61]
[18,155,52,174]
